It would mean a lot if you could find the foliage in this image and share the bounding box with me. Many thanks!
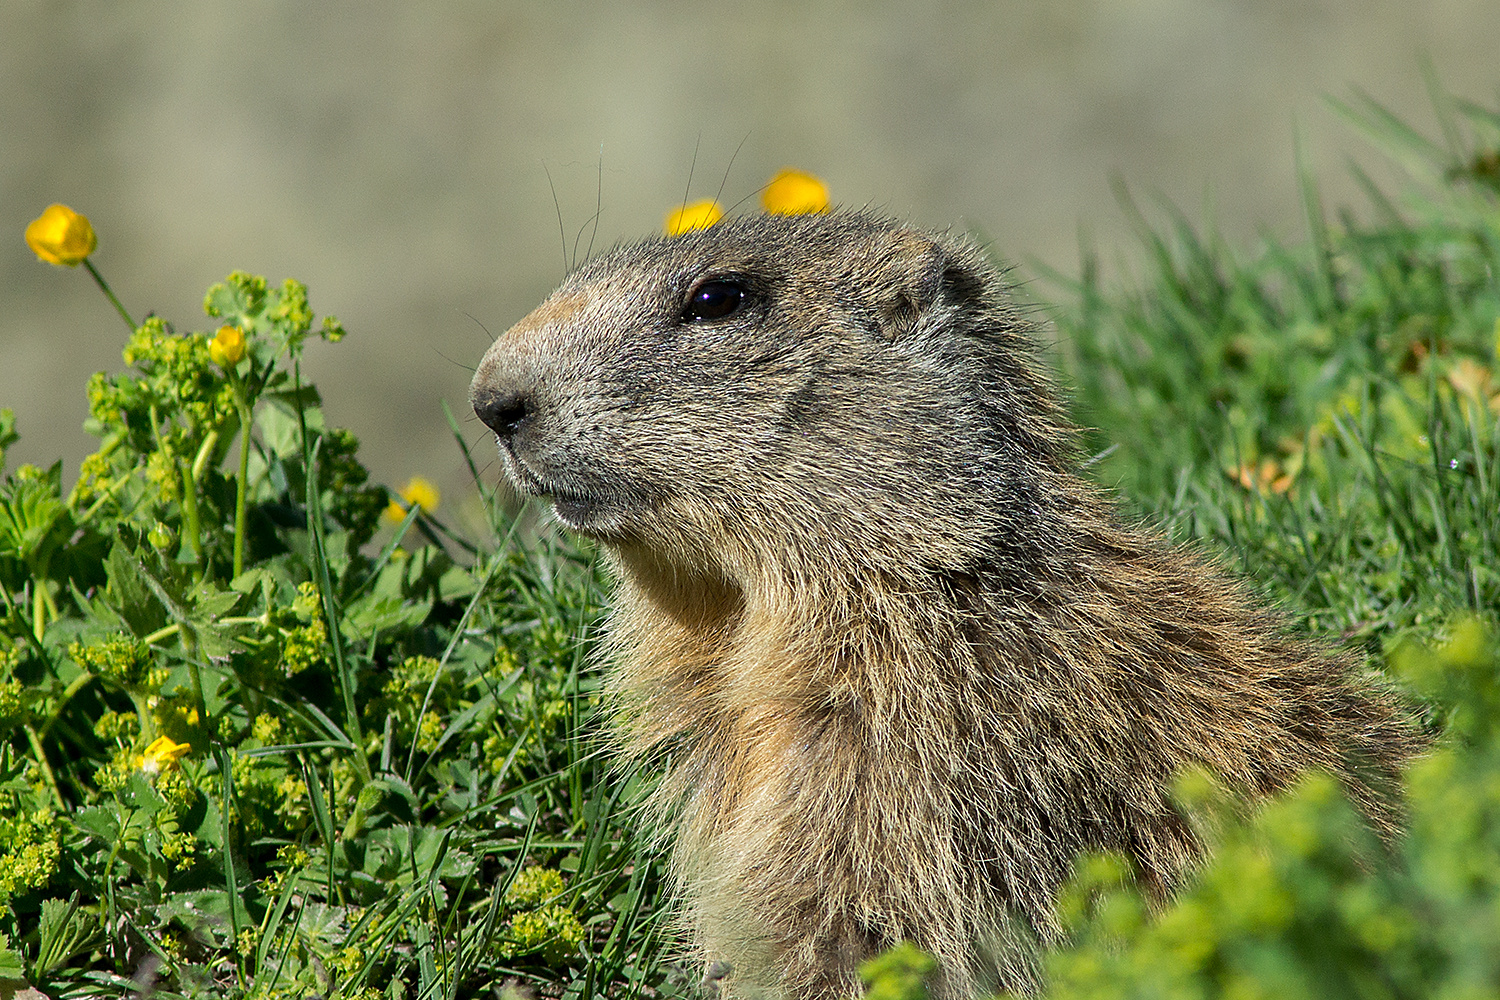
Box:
[0,271,668,998]
[1035,622,1500,1000]
[861,942,938,1000]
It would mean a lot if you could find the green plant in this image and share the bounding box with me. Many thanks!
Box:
[1035,621,1500,1000]
[3,218,671,998]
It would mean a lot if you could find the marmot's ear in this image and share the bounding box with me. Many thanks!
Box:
[873,230,946,342]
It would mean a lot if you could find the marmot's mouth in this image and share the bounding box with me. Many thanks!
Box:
[501,448,622,538]
[499,448,550,499]
[549,494,602,530]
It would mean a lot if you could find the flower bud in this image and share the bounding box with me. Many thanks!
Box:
[210,325,247,368]
[148,521,176,552]
[762,169,831,216]
[665,199,723,236]
[25,203,97,267]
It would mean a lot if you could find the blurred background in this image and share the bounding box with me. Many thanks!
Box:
[5,1,1500,524]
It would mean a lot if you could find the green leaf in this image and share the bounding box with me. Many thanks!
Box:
[103,539,168,636]
[157,888,254,949]
[258,391,324,459]
[34,893,101,977]
[71,805,121,844]
[186,579,249,659]
[339,594,432,644]
[0,938,23,983]
[121,771,167,815]
[438,562,478,603]
[0,469,70,569]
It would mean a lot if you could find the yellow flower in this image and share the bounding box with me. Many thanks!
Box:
[383,475,441,525]
[761,168,830,216]
[210,325,247,367]
[1447,357,1492,401]
[1228,459,1294,495]
[664,199,723,236]
[137,735,192,775]
[25,203,97,266]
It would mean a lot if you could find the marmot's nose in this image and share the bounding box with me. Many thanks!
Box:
[474,389,531,440]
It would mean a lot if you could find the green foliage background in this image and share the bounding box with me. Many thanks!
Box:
[4,83,1500,1000]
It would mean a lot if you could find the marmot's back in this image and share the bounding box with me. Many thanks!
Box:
[470,211,1422,998]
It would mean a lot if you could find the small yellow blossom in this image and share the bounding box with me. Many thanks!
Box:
[762,168,831,215]
[210,324,247,367]
[1229,459,1294,495]
[383,475,441,525]
[664,199,723,236]
[138,735,192,775]
[25,203,97,266]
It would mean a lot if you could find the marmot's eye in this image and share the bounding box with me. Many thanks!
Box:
[683,280,747,323]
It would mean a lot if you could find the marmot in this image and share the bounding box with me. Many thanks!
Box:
[469,211,1421,999]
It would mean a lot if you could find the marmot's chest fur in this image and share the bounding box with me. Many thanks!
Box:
[470,211,1420,999]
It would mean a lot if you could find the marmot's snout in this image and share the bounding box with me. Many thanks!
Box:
[471,285,598,459]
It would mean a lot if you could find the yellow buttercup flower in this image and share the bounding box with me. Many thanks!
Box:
[26,203,97,266]
[384,475,441,525]
[665,199,723,236]
[761,169,830,216]
[138,735,192,775]
[210,325,247,367]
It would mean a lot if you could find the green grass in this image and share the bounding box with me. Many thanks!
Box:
[1043,82,1500,648]
[4,81,1500,999]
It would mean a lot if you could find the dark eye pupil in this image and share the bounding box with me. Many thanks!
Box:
[685,280,745,322]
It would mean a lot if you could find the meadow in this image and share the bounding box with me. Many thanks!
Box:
[3,88,1499,999]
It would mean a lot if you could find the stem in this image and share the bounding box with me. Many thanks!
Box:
[233,400,252,578]
[83,258,137,332]
[128,691,156,742]
[187,659,206,724]
[178,457,203,570]
[38,672,96,740]
[32,584,46,642]
[102,802,141,941]
[142,622,182,646]
[214,746,247,989]
[191,430,219,483]
[23,722,64,809]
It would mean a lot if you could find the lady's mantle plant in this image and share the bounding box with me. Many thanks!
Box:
[1,207,624,998]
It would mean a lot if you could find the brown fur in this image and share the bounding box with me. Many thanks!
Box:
[470,211,1422,999]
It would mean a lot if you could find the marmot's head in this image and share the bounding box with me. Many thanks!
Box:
[471,212,1069,584]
